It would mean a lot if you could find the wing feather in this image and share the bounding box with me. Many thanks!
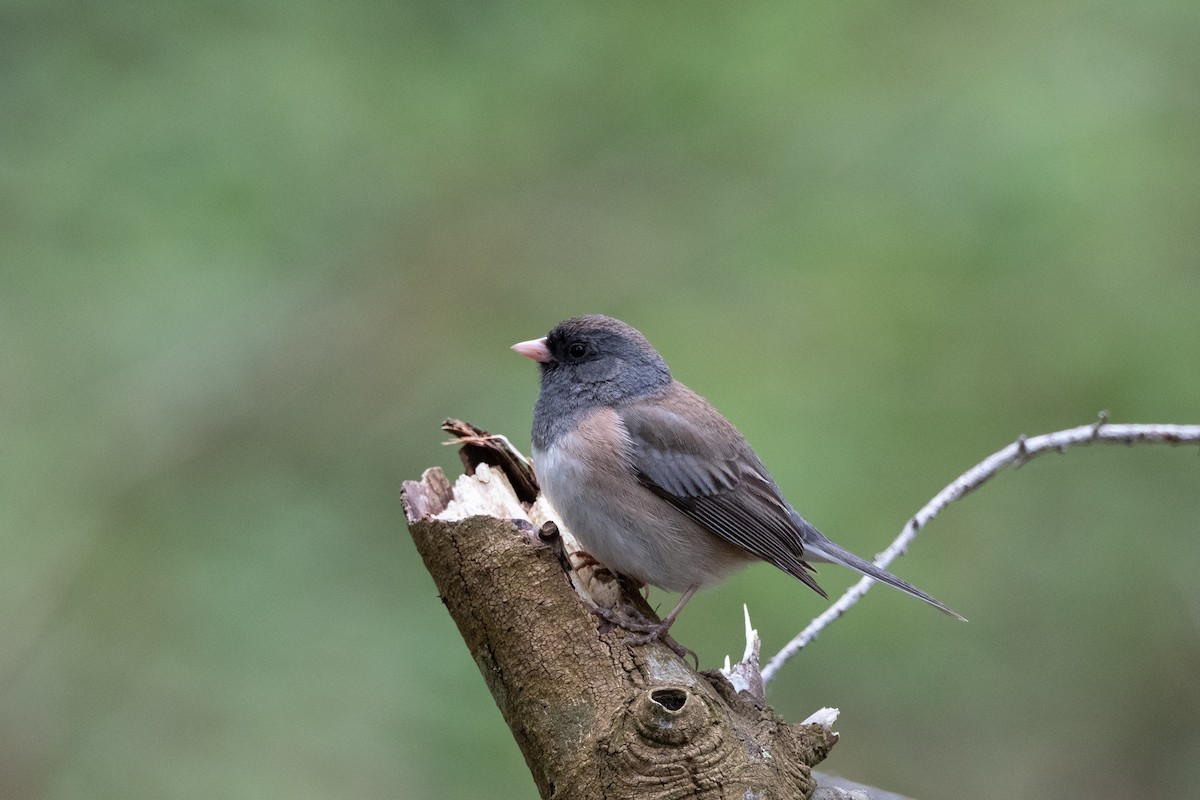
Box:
[618,391,827,597]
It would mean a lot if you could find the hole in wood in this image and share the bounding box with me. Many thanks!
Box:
[650,688,688,712]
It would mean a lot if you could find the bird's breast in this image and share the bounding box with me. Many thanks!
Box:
[532,408,638,548]
[532,408,754,592]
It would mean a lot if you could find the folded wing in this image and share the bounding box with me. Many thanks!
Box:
[618,391,828,598]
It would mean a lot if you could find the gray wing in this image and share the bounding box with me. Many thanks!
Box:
[617,391,827,597]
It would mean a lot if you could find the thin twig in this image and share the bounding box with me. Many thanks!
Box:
[761,418,1200,685]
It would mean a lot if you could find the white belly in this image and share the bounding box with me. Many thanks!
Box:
[532,411,754,593]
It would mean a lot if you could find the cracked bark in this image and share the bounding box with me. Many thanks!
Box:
[403,422,892,800]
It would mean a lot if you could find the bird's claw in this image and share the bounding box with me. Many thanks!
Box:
[586,602,697,667]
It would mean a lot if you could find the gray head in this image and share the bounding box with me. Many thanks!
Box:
[513,315,672,448]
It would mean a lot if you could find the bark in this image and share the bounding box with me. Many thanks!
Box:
[402,422,877,799]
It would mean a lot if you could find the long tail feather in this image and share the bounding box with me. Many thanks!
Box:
[802,534,966,621]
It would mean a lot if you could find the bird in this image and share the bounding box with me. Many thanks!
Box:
[512,314,962,645]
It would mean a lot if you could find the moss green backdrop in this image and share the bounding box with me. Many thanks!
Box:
[3,1,1199,798]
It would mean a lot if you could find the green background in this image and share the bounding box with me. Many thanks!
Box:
[3,1,1199,798]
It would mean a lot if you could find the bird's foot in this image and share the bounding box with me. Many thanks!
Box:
[588,602,697,667]
[625,623,697,666]
[570,550,604,571]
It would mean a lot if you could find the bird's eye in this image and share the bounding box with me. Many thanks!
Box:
[567,342,588,359]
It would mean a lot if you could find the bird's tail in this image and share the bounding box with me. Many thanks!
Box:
[802,534,966,621]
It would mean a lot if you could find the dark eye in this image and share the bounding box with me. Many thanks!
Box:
[567,342,588,359]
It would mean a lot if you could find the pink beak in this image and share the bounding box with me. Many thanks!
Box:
[512,337,552,363]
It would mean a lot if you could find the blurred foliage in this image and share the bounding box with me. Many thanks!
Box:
[2,0,1199,798]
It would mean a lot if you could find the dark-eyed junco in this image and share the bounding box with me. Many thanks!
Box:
[513,314,962,643]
